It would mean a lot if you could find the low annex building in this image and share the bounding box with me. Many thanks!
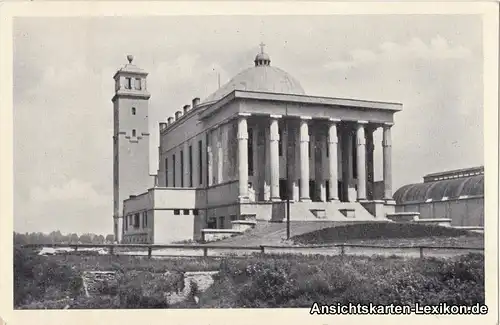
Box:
[393,166,484,227]
[112,46,403,244]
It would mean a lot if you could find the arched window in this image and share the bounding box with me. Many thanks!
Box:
[131,107,136,115]
[132,129,136,137]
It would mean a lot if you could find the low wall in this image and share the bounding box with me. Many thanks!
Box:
[395,196,484,226]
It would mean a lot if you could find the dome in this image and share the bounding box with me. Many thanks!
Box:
[203,47,305,103]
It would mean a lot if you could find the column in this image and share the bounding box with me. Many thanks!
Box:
[269,115,281,201]
[293,123,300,201]
[365,126,375,200]
[356,121,367,201]
[383,123,393,200]
[299,117,311,202]
[328,119,340,201]
[237,113,249,201]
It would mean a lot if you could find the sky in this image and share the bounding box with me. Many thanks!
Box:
[13,15,484,235]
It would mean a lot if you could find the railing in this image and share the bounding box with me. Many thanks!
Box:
[20,242,484,259]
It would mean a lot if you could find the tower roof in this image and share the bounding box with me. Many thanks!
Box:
[203,44,305,103]
[113,54,148,79]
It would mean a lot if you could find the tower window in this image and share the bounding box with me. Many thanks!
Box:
[131,107,136,115]
[135,78,142,90]
[165,158,169,187]
[132,129,136,137]
[125,77,132,89]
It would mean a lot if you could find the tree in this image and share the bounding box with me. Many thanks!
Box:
[95,235,105,244]
[105,234,115,243]
[69,233,79,243]
[79,234,92,244]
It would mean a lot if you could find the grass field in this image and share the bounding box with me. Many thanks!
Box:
[15,246,485,309]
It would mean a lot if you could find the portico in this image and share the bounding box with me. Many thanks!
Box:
[234,111,396,206]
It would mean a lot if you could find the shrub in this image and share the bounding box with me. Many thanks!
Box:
[14,247,83,307]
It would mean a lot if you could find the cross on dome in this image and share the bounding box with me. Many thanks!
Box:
[259,42,266,54]
[254,42,271,66]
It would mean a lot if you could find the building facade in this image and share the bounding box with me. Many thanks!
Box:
[393,166,484,226]
[114,48,403,244]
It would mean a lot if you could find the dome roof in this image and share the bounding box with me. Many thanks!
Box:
[203,47,305,103]
[393,174,484,204]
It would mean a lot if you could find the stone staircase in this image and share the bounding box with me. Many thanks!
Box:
[269,201,380,222]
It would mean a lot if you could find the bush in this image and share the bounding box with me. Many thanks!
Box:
[14,247,83,307]
[199,253,484,308]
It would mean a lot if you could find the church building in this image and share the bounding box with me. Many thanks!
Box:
[112,46,402,244]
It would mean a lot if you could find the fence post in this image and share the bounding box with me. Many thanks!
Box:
[419,247,424,259]
[203,247,208,257]
[148,246,152,259]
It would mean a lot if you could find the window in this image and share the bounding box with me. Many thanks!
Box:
[326,139,329,157]
[165,158,169,187]
[129,215,133,226]
[173,209,180,215]
[308,142,312,157]
[230,215,237,221]
[205,134,210,185]
[278,127,283,156]
[131,107,136,115]
[135,78,142,90]
[142,211,147,228]
[189,145,193,187]
[218,216,225,229]
[132,129,136,137]
[198,140,203,185]
[124,217,128,231]
[172,154,176,187]
[180,150,184,187]
[193,209,199,216]
[183,209,190,215]
[125,77,132,89]
[248,128,254,176]
[207,217,217,229]
[134,213,140,228]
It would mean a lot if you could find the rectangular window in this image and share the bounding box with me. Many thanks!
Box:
[124,217,128,231]
[308,141,312,157]
[183,209,190,215]
[180,150,184,187]
[207,217,217,229]
[193,209,199,216]
[173,209,180,215]
[125,77,132,89]
[198,140,203,185]
[248,128,254,176]
[165,158,169,187]
[142,211,147,228]
[189,145,193,187]
[172,154,176,187]
[135,78,142,90]
[134,213,140,228]
[326,139,329,157]
[205,134,210,186]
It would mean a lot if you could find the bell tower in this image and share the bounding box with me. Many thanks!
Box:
[112,55,152,243]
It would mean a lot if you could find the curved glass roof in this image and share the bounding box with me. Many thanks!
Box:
[393,175,484,204]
